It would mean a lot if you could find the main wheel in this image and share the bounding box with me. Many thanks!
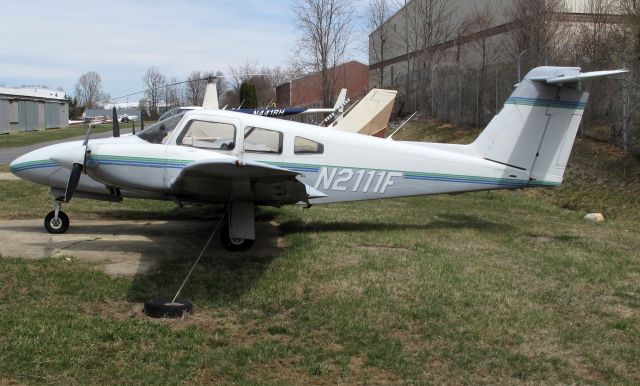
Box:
[44,210,69,234]
[220,224,254,252]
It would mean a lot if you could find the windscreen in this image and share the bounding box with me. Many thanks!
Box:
[136,113,185,144]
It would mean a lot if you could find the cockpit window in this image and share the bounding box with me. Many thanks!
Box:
[244,127,283,154]
[178,120,236,150]
[294,137,324,154]
[136,113,185,144]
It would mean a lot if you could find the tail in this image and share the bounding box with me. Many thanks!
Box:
[470,66,626,186]
[330,88,397,137]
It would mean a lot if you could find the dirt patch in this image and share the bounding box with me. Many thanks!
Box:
[0,219,285,277]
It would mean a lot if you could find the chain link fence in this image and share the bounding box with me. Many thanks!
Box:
[391,57,640,155]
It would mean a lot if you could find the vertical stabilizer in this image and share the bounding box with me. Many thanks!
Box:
[469,66,624,186]
[331,89,397,137]
[202,79,219,110]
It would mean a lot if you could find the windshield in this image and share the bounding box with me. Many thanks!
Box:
[136,113,185,144]
[158,107,181,122]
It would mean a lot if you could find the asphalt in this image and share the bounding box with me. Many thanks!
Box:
[0,219,286,277]
[0,130,114,164]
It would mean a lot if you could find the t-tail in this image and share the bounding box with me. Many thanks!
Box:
[470,66,626,187]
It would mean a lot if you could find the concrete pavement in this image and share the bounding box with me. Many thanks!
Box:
[0,219,286,277]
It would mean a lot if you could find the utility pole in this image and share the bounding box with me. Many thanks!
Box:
[432,65,437,117]
[517,50,527,82]
[622,61,629,152]
[476,67,480,128]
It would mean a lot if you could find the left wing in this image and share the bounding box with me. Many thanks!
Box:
[170,158,321,205]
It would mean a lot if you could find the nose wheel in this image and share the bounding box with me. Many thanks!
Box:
[45,210,69,234]
[44,199,69,234]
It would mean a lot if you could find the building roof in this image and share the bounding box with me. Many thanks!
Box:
[0,87,67,101]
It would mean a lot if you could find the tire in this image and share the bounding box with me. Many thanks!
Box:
[44,211,69,234]
[220,224,254,252]
[144,298,193,318]
[121,117,129,123]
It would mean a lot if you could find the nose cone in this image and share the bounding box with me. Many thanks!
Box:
[50,146,87,170]
[10,153,55,175]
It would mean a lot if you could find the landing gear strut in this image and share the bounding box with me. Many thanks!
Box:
[44,200,69,234]
[219,202,255,252]
[220,223,254,252]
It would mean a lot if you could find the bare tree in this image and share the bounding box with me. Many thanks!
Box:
[185,70,223,107]
[74,71,108,109]
[293,0,355,106]
[367,0,396,87]
[228,60,259,93]
[142,66,167,116]
[460,0,496,123]
[166,77,183,108]
[403,0,457,111]
[504,0,568,66]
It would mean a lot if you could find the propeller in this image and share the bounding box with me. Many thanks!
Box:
[57,127,92,203]
[112,107,120,137]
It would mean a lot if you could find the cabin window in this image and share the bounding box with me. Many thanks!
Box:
[294,137,324,155]
[243,127,283,154]
[178,120,236,150]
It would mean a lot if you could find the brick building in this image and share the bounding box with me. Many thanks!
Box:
[276,61,369,108]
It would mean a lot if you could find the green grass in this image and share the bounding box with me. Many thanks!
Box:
[0,194,638,384]
[0,119,639,383]
[0,124,115,148]
[0,164,8,172]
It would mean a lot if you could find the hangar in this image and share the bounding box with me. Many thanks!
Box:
[0,87,69,134]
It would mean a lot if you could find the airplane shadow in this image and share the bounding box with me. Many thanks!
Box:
[280,214,513,234]
[1,212,512,305]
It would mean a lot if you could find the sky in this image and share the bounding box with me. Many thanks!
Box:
[0,0,370,102]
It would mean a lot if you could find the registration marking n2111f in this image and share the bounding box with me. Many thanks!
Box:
[314,167,402,194]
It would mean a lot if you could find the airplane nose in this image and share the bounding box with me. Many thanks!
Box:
[50,146,87,170]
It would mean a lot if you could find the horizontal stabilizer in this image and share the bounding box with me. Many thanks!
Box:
[530,69,628,85]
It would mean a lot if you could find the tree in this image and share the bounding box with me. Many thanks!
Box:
[74,71,108,109]
[67,96,84,118]
[293,0,355,106]
[367,0,396,87]
[504,0,568,66]
[239,82,258,108]
[142,66,166,118]
[166,77,183,108]
[185,70,221,106]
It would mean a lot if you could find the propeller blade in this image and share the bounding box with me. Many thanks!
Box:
[64,163,83,203]
[82,126,91,146]
[112,107,120,137]
[140,114,144,130]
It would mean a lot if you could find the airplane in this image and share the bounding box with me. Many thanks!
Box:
[157,88,351,122]
[9,66,625,251]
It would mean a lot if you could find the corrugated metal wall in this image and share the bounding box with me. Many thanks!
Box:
[0,100,9,134]
[45,102,61,129]
[17,101,38,131]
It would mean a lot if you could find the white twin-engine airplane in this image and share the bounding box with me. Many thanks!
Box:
[10,67,625,251]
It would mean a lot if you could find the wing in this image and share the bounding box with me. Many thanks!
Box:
[170,158,325,205]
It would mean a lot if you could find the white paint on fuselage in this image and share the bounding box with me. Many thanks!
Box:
[11,108,525,205]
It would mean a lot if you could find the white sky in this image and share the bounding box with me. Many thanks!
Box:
[0,0,371,101]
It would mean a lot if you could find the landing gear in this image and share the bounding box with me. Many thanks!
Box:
[220,223,254,252]
[45,210,69,234]
[44,200,69,234]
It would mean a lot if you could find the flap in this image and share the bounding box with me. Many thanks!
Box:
[175,158,299,182]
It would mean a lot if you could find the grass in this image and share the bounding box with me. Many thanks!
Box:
[0,124,115,148]
[0,119,639,384]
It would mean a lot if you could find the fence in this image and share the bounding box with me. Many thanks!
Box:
[391,58,640,155]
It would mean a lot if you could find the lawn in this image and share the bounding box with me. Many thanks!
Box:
[0,120,638,384]
[0,124,116,148]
